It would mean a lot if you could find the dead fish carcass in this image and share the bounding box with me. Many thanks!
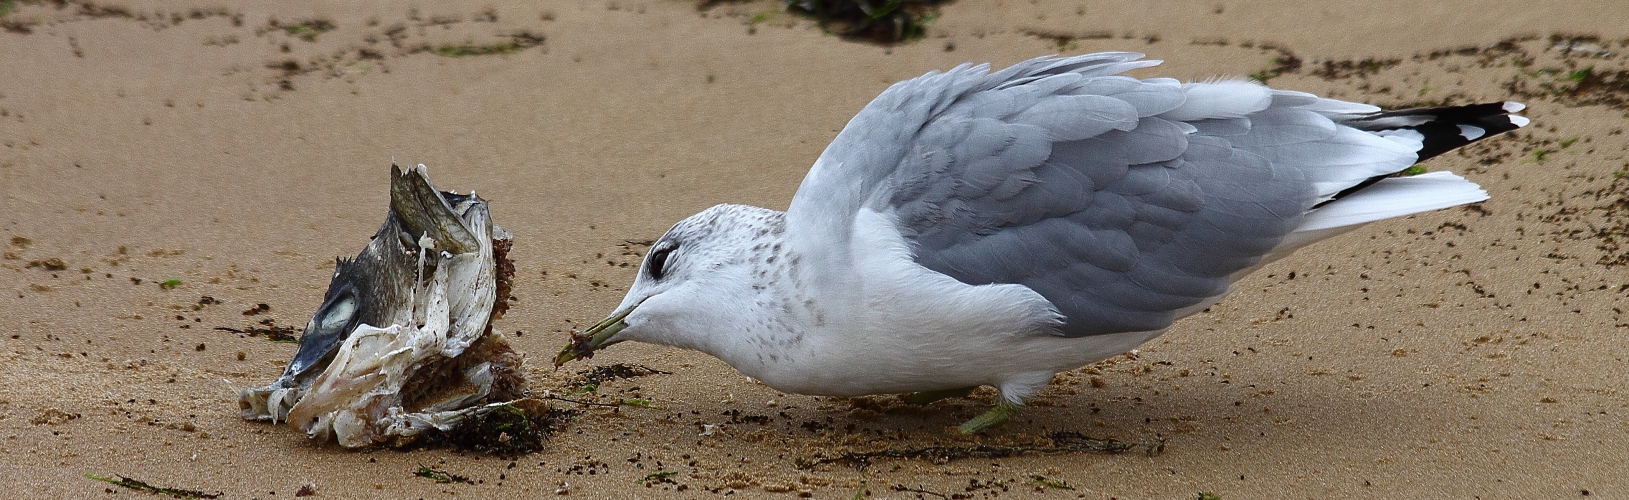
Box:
[239,163,523,448]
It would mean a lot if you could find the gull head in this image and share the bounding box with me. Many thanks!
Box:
[555,204,792,367]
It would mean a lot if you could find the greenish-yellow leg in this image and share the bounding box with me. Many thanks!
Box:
[956,399,1022,434]
[899,386,977,405]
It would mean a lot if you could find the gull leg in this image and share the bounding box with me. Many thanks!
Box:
[900,386,977,405]
[956,373,1047,434]
[956,399,1022,434]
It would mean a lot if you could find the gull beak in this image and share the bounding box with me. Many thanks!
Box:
[553,305,635,367]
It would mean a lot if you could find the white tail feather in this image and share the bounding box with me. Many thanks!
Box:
[1297,171,1487,232]
[1237,171,1488,278]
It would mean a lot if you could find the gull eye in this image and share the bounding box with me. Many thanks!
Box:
[647,244,677,280]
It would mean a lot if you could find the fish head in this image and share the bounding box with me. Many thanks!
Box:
[242,162,512,428]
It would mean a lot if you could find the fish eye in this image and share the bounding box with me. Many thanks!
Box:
[318,291,358,333]
[647,243,677,280]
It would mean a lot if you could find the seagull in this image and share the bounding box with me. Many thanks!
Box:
[554,52,1528,433]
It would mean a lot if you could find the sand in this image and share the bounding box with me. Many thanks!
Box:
[3,0,1628,498]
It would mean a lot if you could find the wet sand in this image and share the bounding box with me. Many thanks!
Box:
[3,0,1628,498]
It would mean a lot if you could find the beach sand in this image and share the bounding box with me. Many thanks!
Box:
[3,0,1628,497]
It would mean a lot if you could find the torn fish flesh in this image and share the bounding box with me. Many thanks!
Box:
[239,163,524,448]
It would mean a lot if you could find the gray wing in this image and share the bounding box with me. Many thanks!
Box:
[788,53,1415,337]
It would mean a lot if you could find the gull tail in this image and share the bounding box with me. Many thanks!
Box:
[1269,101,1529,262]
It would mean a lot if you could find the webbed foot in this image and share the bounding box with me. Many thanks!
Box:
[956,399,1022,434]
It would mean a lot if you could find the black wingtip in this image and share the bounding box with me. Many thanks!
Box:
[1349,101,1530,161]
[1316,102,1527,208]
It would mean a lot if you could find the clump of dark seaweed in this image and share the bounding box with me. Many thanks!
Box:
[86,473,222,499]
[577,363,672,387]
[215,319,298,343]
[779,0,949,44]
[414,399,575,457]
[1309,57,1401,80]
[1246,43,1303,83]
